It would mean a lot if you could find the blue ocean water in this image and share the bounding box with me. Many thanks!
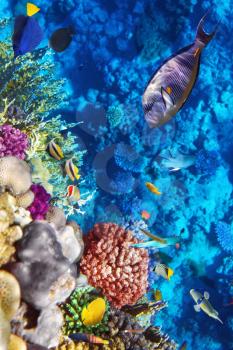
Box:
[2,0,233,349]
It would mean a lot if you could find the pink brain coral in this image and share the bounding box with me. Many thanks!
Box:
[80,223,149,308]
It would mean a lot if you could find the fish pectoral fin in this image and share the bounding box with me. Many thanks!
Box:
[194,304,201,312]
[204,291,210,300]
[169,167,180,172]
[161,87,174,109]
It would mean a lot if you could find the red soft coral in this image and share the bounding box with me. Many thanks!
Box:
[80,223,149,308]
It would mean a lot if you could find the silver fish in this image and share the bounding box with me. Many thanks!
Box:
[142,12,217,128]
[161,150,195,172]
[190,289,223,324]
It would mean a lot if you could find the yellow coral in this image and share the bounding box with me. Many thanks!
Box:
[8,334,27,350]
[0,270,21,320]
[15,190,35,208]
[57,337,125,350]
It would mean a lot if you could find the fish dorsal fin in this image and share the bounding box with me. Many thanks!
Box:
[27,2,40,16]
[204,291,210,300]
[161,87,174,109]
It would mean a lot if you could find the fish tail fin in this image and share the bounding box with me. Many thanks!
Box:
[195,11,218,47]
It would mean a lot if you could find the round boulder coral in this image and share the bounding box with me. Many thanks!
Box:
[0,156,32,195]
[80,223,149,308]
[0,124,29,160]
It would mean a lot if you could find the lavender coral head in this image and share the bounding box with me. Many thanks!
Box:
[0,124,29,160]
[28,184,51,220]
[215,221,233,253]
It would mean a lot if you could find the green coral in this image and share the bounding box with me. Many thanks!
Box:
[60,287,110,336]
[0,19,89,213]
[106,105,124,128]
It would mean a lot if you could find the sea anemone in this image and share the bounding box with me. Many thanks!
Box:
[80,223,149,308]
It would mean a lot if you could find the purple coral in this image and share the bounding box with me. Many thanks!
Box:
[0,124,29,159]
[28,184,51,220]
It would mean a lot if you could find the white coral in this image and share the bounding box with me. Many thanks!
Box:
[0,157,32,195]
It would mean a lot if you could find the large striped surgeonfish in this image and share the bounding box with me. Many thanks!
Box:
[142,12,218,128]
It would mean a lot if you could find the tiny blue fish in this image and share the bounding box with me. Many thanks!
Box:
[12,4,43,58]
[142,12,218,128]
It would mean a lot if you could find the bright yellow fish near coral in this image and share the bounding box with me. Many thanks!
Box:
[81,297,106,326]
[65,158,81,182]
[47,140,64,161]
[27,2,40,17]
[145,182,162,195]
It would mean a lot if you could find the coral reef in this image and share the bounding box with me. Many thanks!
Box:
[46,206,66,230]
[80,223,149,308]
[215,221,233,253]
[0,156,32,195]
[195,150,221,177]
[0,193,24,266]
[9,221,77,310]
[0,270,21,350]
[0,124,29,159]
[28,184,51,220]
[23,306,64,348]
[61,286,109,336]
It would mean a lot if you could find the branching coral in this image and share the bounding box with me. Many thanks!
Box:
[80,223,149,308]
[28,184,51,220]
[215,221,233,253]
[61,286,109,336]
[0,124,29,159]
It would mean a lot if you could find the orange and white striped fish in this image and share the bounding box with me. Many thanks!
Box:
[65,158,80,181]
[66,185,80,201]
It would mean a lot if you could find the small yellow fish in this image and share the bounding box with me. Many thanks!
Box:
[81,297,106,326]
[27,2,40,17]
[145,182,162,195]
[154,289,162,301]
[154,263,174,281]
[47,141,64,161]
[65,159,80,181]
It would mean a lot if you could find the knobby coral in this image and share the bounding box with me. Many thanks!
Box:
[0,124,29,159]
[61,286,109,336]
[28,184,51,220]
[80,223,149,308]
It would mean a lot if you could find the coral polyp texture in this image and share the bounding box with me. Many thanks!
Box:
[80,223,149,308]
[28,184,51,220]
[0,124,29,159]
[215,221,233,253]
[61,286,109,336]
